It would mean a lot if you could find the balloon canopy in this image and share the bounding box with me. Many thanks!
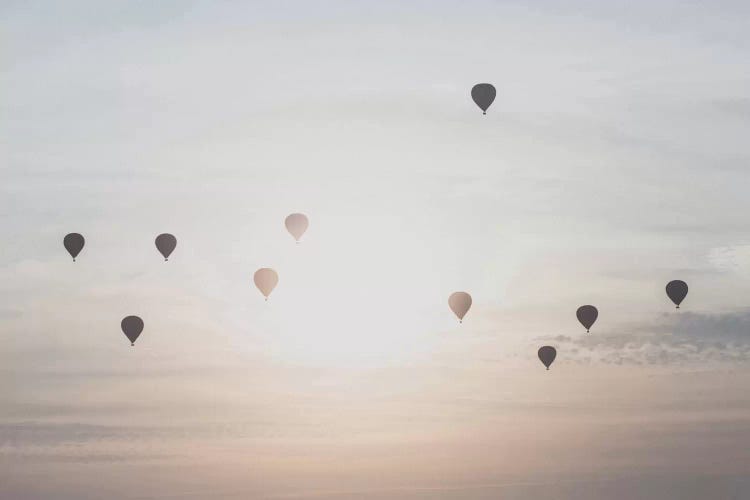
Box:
[471,83,496,115]
[155,233,177,261]
[121,316,144,346]
[448,291,472,323]
[63,233,85,261]
[666,280,688,308]
[538,346,557,370]
[576,305,598,333]
[254,268,279,300]
[285,213,309,242]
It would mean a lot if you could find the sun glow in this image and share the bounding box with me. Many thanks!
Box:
[246,212,454,367]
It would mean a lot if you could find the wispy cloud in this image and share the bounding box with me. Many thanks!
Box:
[539,309,750,365]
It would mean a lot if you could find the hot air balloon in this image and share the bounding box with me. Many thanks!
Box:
[121,316,143,346]
[666,280,688,309]
[285,213,309,243]
[155,233,177,261]
[576,305,598,333]
[254,268,278,300]
[471,83,496,115]
[448,291,472,323]
[538,346,557,370]
[63,233,85,261]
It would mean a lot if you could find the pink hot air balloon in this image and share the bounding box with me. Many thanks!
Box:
[285,213,309,243]
[448,291,472,323]
[254,268,278,300]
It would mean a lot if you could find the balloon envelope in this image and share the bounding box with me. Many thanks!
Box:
[254,268,279,299]
[666,280,688,308]
[538,346,557,370]
[155,233,177,261]
[285,213,309,242]
[63,233,85,261]
[576,305,598,332]
[448,291,472,322]
[121,315,143,346]
[471,83,496,114]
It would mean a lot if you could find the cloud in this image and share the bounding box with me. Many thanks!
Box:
[711,97,750,119]
[538,309,750,365]
[0,422,166,447]
[2,451,175,464]
[708,244,750,275]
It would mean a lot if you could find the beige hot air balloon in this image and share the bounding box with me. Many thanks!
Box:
[285,213,309,242]
[448,291,472,323]
[254,268,278,300]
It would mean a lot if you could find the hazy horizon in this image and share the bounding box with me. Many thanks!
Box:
[3,1,750,498]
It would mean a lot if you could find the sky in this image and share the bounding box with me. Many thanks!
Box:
[2,1,750,498]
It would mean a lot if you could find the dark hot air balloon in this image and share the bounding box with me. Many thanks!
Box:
[666,280,688,309]
[576,305,598,333]
[538,346,557,370]
[471,83,496,115]
[63,233,85,261]
[121,316,144,346]
[155,233,177,261]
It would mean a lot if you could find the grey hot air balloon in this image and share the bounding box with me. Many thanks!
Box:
[538,346,557,370]
[285,213,309,242]
[254,268,278,300]
[576,305,598,333]
[448,291,472,323]
[121,315,144,346]
[666,280,688,309]
[155,233,177,261]
[471,83,496,115]
[63,233,85,261]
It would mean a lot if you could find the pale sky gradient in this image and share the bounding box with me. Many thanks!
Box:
[3,1,750,499]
